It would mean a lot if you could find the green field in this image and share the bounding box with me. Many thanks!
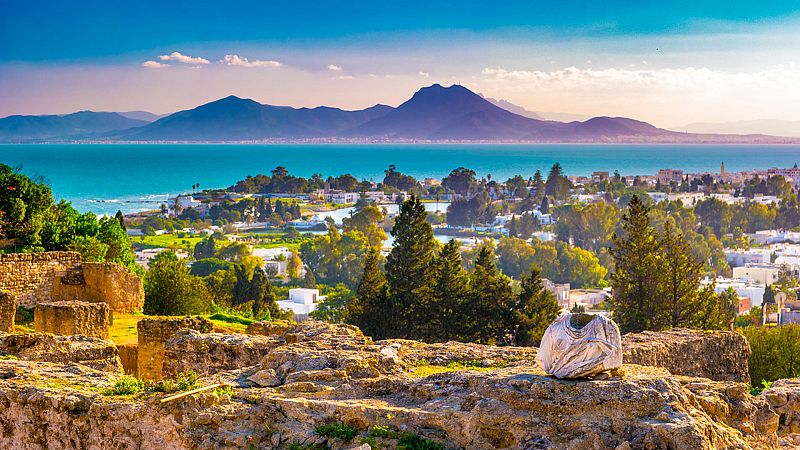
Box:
[133,233,204,250]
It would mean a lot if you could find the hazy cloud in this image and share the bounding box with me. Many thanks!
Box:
[222,54,282,68]
[418,71,430,78]
[338,75,354,80]
[158,51,210,65]
[327,64,342,71]
[141,60,168,68]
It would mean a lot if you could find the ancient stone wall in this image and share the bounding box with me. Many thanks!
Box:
[0,292,15,333]
[0,333,122,372]
[34,301,111,340]
[51,262,144,313]
[164,330,284,377]
[0,252,82,308]
[622,328,751,383]
[116,343,138,376]
[137,317,213,380]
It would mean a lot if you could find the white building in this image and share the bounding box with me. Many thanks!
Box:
[706,277,766,308]
[276,288,323,321]
[569,289,608,308]
[725,248,771,268]
[731,264,781,286]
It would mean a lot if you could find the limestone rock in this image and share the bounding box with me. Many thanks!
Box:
[34,301,111,339]
[51,262,144,313]
[247,368,281,387]
[536,313,622,379]
[0,332,122,372]
[623,327,751,382]
[762,378,800,437]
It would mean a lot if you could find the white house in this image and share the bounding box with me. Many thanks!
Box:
[276,288,323,321]
[725,248,771,268]
[731,264,781,286]
[706,277,766,308]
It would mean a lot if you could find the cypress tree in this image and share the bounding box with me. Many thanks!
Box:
[511,267,561,346]
[610,194,662,332]
[428,240,471,342]
[232,264,250,306]
[114,210,126,231]
[385,195,438,339]
[348,248,389,338]
[466,245,514,344]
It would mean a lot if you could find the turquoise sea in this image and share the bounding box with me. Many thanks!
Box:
[1,143,799,215]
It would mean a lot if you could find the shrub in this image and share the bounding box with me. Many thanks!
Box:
[150,371,200,393]
[368,426,444,450]
[315,423,358,441]
[104,376,146,396]
[144,256,212,315]
[742,325,800,385]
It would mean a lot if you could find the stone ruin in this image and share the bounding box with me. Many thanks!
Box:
[0,291,15,333]
[0,332,122,372]
[34,301,111,340]
[0,315,798,449]
[50,262,144,313]
[0,251,143,313]
[136,316,213,380]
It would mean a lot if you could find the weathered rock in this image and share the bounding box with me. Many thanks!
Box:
[762,378,800,441]
[247,368,281,387]
[136,316,213,380]
[34,301,111,339]
[164,330,283,377]
[51,262,144,313]
[0,359,783,450]
[623,327,751,383]
[117,343,138,375]
[0,291,15,333]
[0,332,122,372]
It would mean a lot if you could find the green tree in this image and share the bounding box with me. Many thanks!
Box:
[610,194,662,332]
[511,267,561,346]
[144,254,212,315]
[0,164,54,250]
[347,248,389,338]
[342,204,387,248]
[658,220,710,329]
[465,245,514,344]
[385,195,438,339]
[428,240,471,342]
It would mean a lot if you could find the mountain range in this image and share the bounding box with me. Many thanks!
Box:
[0,84,796,143]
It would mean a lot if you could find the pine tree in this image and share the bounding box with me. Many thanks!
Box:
[428,240,471,342]
[658,220,708,329]
[532,170,545,202]
[347,248,389,338]
[303,269,316,288]
[249,268,279,319]
[385,195,438,339]
[610,194,662,332]
[540,196,549,214]
[466,245,514,344]
[511,267,561,346]
[232,264,250,306]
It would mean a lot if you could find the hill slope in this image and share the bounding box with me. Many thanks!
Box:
[0,111,148,142]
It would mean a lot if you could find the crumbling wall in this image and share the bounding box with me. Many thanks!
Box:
[164,330,283,377]
[0,292,15,333]
[51,262,144,313]
[117,343,138,376]
[622,328,751,383]
[0,333,122,372]
[34,301,111,340]
[137,317,213,380]
[0,252,82,308]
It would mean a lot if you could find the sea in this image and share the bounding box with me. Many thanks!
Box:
[1,143,799,215]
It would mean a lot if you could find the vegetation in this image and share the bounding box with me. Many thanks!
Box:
[314,423,359,441]
[144,251,212,315]
[103,371,201,396]
[742,325,800,386]
[368,425,445,450]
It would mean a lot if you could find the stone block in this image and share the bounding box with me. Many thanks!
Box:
[622,327,751,383]
[0,292,15,333]
[51,262,144,313]
[136,316,213,380]
[34,301,111,340]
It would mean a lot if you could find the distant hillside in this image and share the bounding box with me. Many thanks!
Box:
[110,96,393,141]
[116,111,170,123]
[2,83,797,143]
[0,111,148,142]
[675,119,800,138]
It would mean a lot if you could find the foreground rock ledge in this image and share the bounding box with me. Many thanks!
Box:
[0,359,790,449]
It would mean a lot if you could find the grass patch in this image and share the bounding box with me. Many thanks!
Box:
[103,371,201,396]
[134,233,204,250]
[214,385,235,397]
[208,312,254,326]
[368,425,444,450]
[0,355,19,361]
[315,423,359,441]
[410,359,502,378]
[108,312,145,346]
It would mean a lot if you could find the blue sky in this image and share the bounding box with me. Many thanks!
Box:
[2,1,800,126]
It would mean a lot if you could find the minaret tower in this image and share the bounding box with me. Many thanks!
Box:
[720,161,725,178]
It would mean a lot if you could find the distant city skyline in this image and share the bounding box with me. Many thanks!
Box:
[3,1,800,127]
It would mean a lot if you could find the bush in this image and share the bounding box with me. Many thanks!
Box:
[144,256,212,315]
[368,426,444,450]
[104,376,147,395]
[742,325,800,385]
[315,423,358,441]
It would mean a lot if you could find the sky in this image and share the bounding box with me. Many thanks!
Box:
[2,0,800,127]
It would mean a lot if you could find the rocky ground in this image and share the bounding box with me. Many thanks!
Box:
[0,321,796,449]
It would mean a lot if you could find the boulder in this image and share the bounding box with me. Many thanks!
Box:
[0,332,122,372]
[623,328,751,383]
[762,378,800,441]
